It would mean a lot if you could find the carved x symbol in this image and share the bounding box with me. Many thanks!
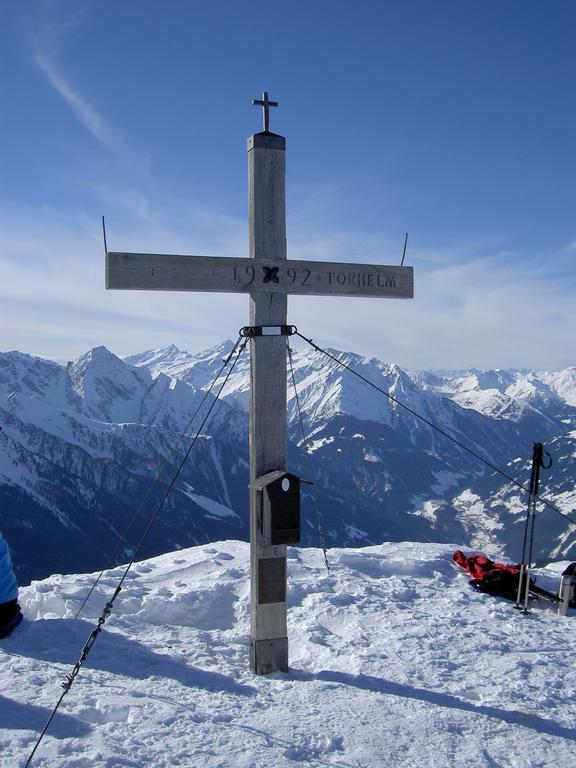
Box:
[262,266,280,284]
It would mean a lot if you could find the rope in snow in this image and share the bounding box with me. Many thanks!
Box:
[287,342,330,573]
[24,336,249,768]
[75,336,246,619]
[296,331,576,533]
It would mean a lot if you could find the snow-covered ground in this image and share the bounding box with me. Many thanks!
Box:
[2,541,576,767]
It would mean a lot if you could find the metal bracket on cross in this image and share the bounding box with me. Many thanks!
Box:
[240,325,297,338]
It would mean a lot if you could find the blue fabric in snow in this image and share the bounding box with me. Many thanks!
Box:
[0,537,18,604]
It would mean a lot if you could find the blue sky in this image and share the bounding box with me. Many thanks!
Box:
[1,0,575,369]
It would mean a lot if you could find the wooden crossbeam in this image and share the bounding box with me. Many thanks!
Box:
[106,252,413,299]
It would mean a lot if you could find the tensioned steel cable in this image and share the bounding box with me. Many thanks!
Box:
[75,336,244,618]
[297,331,576,531]
[286,341,330,572]
[24,336,248,768]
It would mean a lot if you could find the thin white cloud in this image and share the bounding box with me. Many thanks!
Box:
[33,49,126,158]
[27,2,139,165]
[1,205,575,371]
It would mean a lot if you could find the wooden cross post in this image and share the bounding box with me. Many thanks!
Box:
[105,95,414,675]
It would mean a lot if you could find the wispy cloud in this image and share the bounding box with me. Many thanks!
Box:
[27,2,136,163]
[1,203,574,371]
[287,232,576,371]
[34,49,127,158]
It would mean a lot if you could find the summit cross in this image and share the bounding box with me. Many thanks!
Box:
[106,95,414,676]
[252,91,278,132]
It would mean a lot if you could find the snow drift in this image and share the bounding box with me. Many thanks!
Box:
[2,541,576,766]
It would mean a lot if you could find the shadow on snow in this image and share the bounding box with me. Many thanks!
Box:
[6,618,255,697]
[291,669,576,742]
[0,693,92,739]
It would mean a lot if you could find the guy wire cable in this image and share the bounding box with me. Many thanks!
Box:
[297,331,576,531]
[24,336,248,768]
[286,340,330,572]
[75,335,245,619]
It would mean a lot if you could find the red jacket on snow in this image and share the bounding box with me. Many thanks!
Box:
[453,550,520,581]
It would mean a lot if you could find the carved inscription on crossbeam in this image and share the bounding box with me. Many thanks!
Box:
[107,252,414,299]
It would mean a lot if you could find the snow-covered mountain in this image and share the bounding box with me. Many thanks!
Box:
[128,342,576,562]
[0,346,394,582]
[3,541,576,767]
[1,341,575,583]
[0,346,249,583]
[413,366,576,423]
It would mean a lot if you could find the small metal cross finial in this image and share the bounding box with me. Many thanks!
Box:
[252,91,278,132]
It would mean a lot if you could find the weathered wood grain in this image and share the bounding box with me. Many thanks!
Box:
[106,252,413,299]
[248,135,289,675]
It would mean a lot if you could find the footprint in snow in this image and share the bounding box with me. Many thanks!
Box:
[134,563,155,573]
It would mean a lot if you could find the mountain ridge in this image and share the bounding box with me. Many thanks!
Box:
[1,341,574,583]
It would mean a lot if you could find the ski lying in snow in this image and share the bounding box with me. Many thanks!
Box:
[558,562,576,617]
[528,583,563,604]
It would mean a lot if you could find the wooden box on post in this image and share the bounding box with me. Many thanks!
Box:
[558,563,576,617]
[253,470,301,546]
